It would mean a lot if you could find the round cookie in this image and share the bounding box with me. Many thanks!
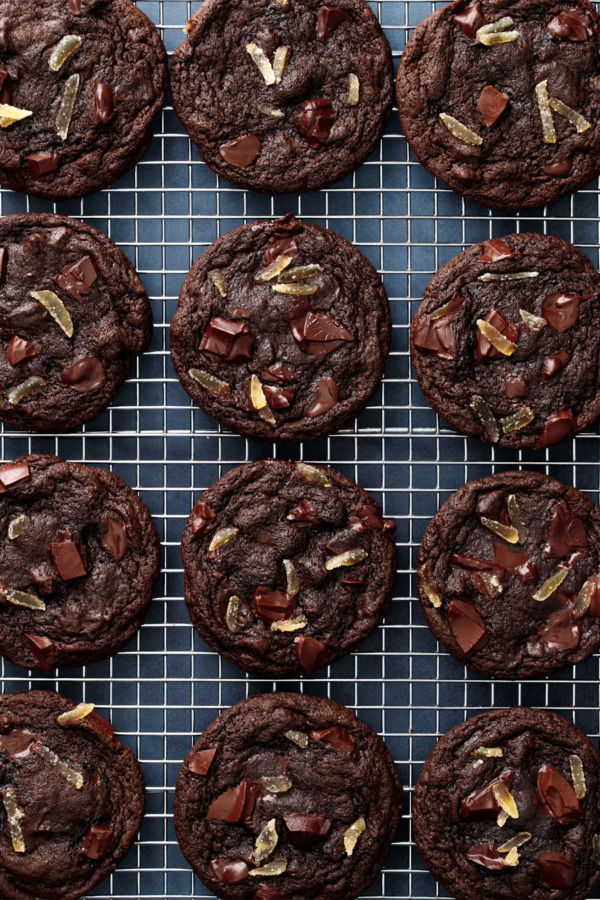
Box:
[0,453,161,671]
[412,707,600,900]
[410,233,600,450]
[181,458,397,677]
[0,0,168,201]
[174,691,403,900]
[0,689,145,900]
[0,213,153,433]
[417,470,600,679]
[170,0,393,193]
[170,215,391,442]
[396,0,600,210]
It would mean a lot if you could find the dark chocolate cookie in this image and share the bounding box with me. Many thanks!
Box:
[0,689,145,900]
[417,470,600,679]
[0,213,153,433]
[413,707,600,900]
[396,0,600,210]
[174,691,403,900]
[170,0,393,193]
[0,453,161,671]
[0,0,168,201]
[181,458,397,677]
[410,233,600,450]
[170,215,391,442]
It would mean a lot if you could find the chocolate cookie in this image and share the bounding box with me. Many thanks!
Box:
[0,453,161,671]
[0,0,167,201]
[0,213,153,432]
[174,691,402,900]
[170,0,393,193]
[417,470,600,679]
[170,215,391,442]
[0,689,145,900]
[396,0,600,210]
[413,707,600,900]
[410,233,600,450]
[181,458,397,677]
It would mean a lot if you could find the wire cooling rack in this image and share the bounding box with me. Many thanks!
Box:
[1,1,600,897]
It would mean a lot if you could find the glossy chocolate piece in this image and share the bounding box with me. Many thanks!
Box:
[466,842,506,870]
[283,813,332,846]
[316,6,349,40]
[476,308,519,362]
[286,499,320,525]
[461,770,515,820]
[27,152,59,179]
[542,158,573,176]
[253,588,295,624]
[24,634,55,671]
[7,335,40,366]
[312,725,354,752]
[453,0,484,38]
[210,858,249,884]
[0,461,31,489]
[207,781,250,822]
[290,301,353,355]
[536,851,575,889]
[295,634,327,674]
[263,384,295,409]
[61,357,106,393]
[94,80,114,124]
[200,318,254,363]
[252,885,288,900]
[542,292,584,332]
[306,376,338,417]
[537,764,583,823]
[539,609,581,651]
[0,728,36,758]
[412,292,463,360]
[55,254,98,303]
[189,747,217,776]
[542,349,570,378]
[82,824,113,860]
[218,135,261,167]
[447,599,489,654]
[478,239,515,263]
[544,500,589,559]
[301,98,337,148]
[50,540,87,580]
[539,410,577,448]
[477,86,509,128]
[504,375,530,399]
[548,10,592,40]
[101,517,129,562]
[191,502,216,537]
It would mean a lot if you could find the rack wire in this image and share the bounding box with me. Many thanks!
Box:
[1,0,600,897]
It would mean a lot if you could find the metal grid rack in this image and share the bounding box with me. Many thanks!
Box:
[1,0,600,897]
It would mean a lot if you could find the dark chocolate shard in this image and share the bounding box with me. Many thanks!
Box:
[60,358,105,393]
[200,318,254,363]
[25,634,55,671]
[306,376,338,416]
[447,599,488,654]
[301,98,337,148]
[316,6,348,40]
[295,634,327,673]
[93,80,113,124]
[453,0,484,38]
[548,10,592,40]
[477,86,509,128]
[82,824,113,860]
[219,135,261,167]
[290,301,353,355]
[538,410,576,448]
[7,336,40,366]
[55,255,97,303]
[27,152,59,179]
[50,540,87,580]
[101,517,129,561]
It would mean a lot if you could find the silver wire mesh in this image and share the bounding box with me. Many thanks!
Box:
[1,0,600,897]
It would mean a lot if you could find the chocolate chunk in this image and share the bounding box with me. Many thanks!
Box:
[412,292,463,360]
[87,711,116,739]
[254,587,295,624]
[94,80,114,124]
[537,764,583,823]
[50,540,87,580]
[542,291,583,332]
[290,301,353,355]
[200,318,254,363]
[286,499,320,525]
[82,824,113,860]
[301,98,337,148]
[7,335,40,366]
[252,886,288,900]
[312,725,354,752]
[0,729,36,758]
[447,599,489,655]
[210,859,249,884]
[295,634,327,673]
[263,232,299,267]
[341,577,367,591]
[219,134,261,167]
[61,358,106,393]
[453,0,484,38]
[0,247,5,283]
[543,349,570,378]
[101,517,129,561]
[191,502,216,537]
[27,152,59,180]
[466,843,506,870]
[349,504,385,532]
[478,239,515,263]
[542,158,573,176]
[307,376,338,417]
[55,255,98,303]
[539,609,581,651]
[544,500,589,559]
[477,86,509,128]
[536,852,575,889]
[548,10,592,41]
[69,0,83,10]
[261,362,295,383]
[242,781,257,823]
[263,383,295,409]
[461,770,515,820]
[316,6,348,40]
[476,308,519,361]
[0,462,31,489]
[283,813,332,846]
[504,375,529,399]
[207,781,249,822]
[24,634,55,671]
[189,747,217,775]
[539,410,577,448]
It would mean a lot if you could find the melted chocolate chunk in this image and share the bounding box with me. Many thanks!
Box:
[466,843,506,870]
[283,813,331,846]
[295,634,327,673]
[478,239,515,263]
[476,308,519,362]
[536,852,576,889]
[50,540,87,581]
[94,80,114,124]
[7,335,40,366]
[101,517,129,562]
[544,500,589,559]
[539,609,581,650]
[263,235,299,267]
[55,255,98,303]
[316,6,348,40]
[200,318,254,363]
[207,781,249,822]
[537,764,583,823]
[210,859,249,884]
[27,152,59,179]
[548,10,592,40]
[191,502,216,537]
[24,634,55,671]
[218,135,261,167]
[542,349,570,378]
[82,824,113,860]
[461,770,515,820]
[261,362,295,383]
[412,292,463,360]
[61,358,106,393]
[286,499,320,525]
[300,98,337,148]
[504,375,530,399]
[262,383,295,409]
[542,292,584,332]
[453,0,484,38]
[0,728,36,758]
[542,158,573,176]
[0,462,30,489]
[254,588,295,624]
[349,503,389,532]
[306,376,338,416]
[189,747,217,776]
[312,725,354,752]
[477,86,509,128]
[290,301,353,355]
[539,410,577,447]
[447,599,489,654]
